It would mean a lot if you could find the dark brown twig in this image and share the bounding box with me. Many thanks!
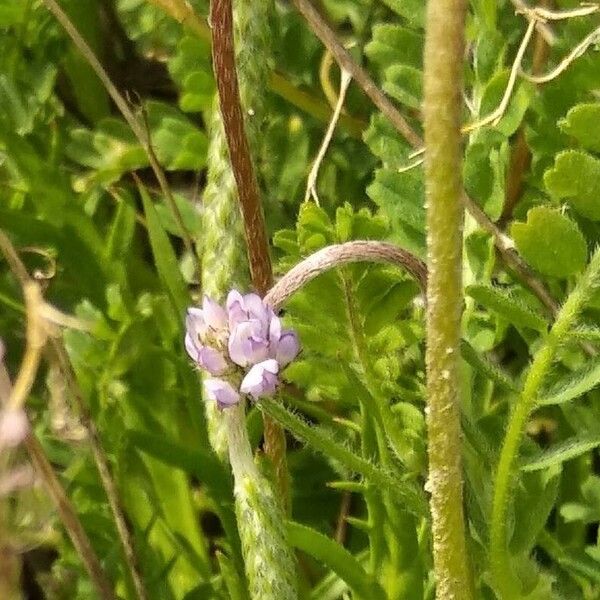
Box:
[210,0,288,507]
[291,0,422,148]
[210,0,273,295]
[146,0,366,137]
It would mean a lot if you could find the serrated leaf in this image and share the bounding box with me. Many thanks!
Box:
[460,339,519,392]
[365,24,422,70]
[379,0,425,27]
[538,354,600,406]
[259,399,427,516]
[544,151,600,220]
[521,436,600,472]
[511,206,588,277]
[287,521,387,600]
[466,284,548,331]
[383,64,422,110]
[559,103,600,152]
[138,181,189,316]
[363,113,411,168]
[367,168,425,255]
[168,36,215,113]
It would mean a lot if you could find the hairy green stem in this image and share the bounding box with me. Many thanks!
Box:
[259,398,428,516]
[226,404,298,600]
[490,248,600,598]
[339,269,424,597]
[423,0,472,598]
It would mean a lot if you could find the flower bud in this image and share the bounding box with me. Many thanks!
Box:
[240,360,279,399]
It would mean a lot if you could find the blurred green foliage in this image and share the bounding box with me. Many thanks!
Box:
[2,0,600,598]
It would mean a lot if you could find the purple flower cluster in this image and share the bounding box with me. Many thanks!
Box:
[185,291,299,409]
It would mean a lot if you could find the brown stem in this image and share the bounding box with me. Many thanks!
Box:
[499,0,552,227]
[146,0,366,137]
[25,433,116,600]
[291,0,422,148]
[264,241,427,310]
[210,0,272,295]
[210,0,289,507]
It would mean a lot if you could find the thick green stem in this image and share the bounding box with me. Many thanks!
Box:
[226,404,298,600]
[490,248,600,598]
[423,1,472,598]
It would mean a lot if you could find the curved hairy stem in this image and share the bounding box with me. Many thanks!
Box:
[423,0,473,598]
[490,248,600,598]
[264,241,427,309]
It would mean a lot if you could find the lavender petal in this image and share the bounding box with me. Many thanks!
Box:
[204,379,241,409]
[240,359,279,399]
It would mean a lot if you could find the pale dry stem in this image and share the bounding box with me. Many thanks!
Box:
[304,68,352,205]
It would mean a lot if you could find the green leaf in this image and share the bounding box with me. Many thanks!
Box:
[215,552,249,600]
[511,466,560,554]
[463,142,494,204]
[521,436,600,472]
[138,181,189,316]
[465,284,548,331]
[363,113,411,169]
[168,36,215,113]
[544,151,600,221]
[287,521,387,600]
[383,65,422,110]
[127,429,230,495]
[365,24,422,70]
[511,206,588,278]
[538,354,600,406]
[460,339,519,392]
[105,192,137,264]
[559,103,600,152]
[367,168,425,255]
[379,0,425,27]
[479,73,532,136]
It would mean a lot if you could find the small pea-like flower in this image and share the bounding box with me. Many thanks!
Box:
[185,305,228,375]
[268,316,300,367]
[240,359,279,399]
[185,291,300,408]
[204,379,241,409]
